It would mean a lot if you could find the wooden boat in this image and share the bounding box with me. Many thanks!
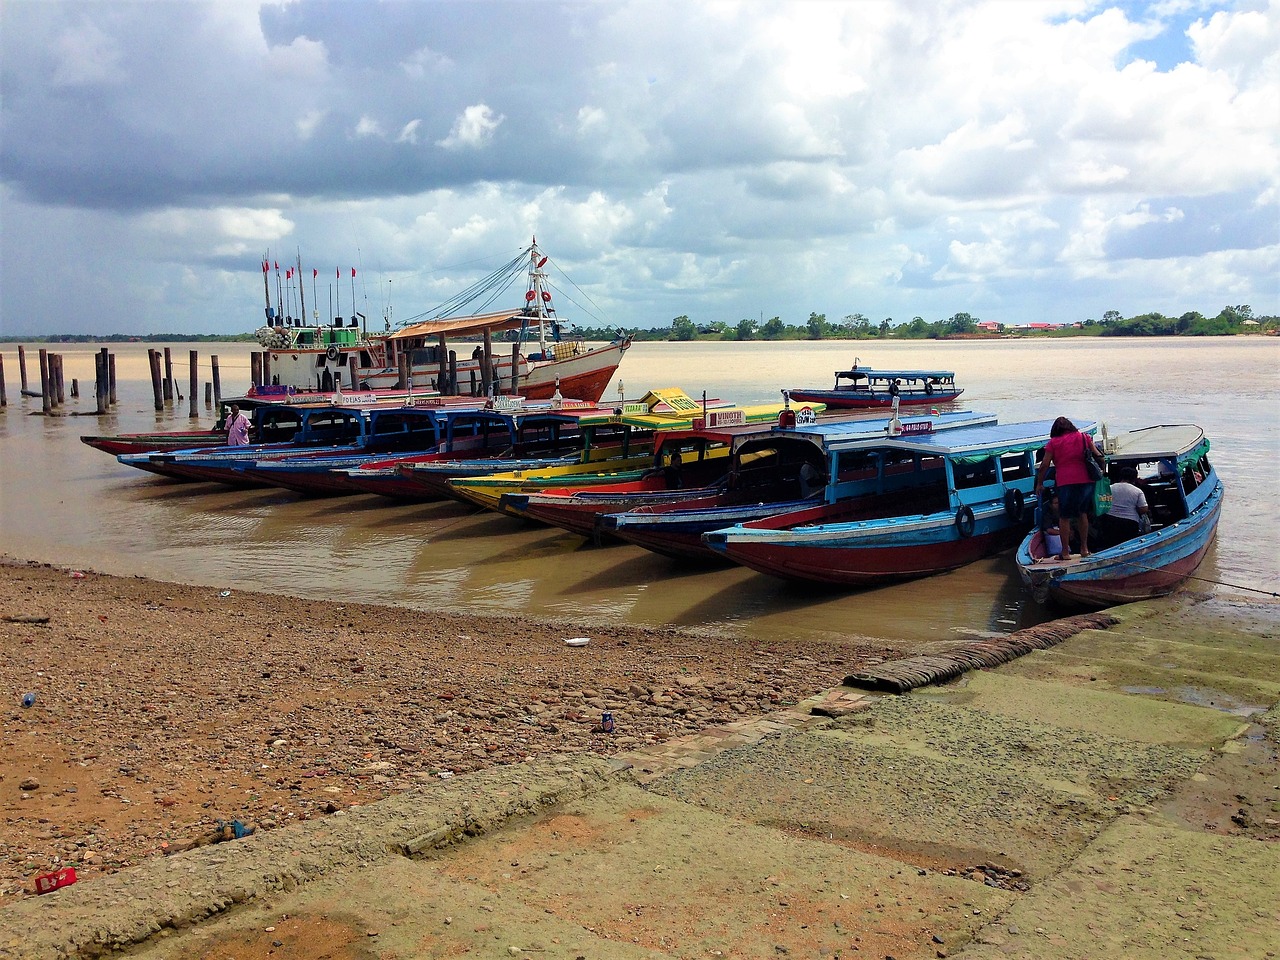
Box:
[240,400,610,497]
[82,428,228,457]
[116,404,395,485]
[252,238,629,402]
[601,409,997,561]
[82,398,349,456]
[444,394,802,515]
[498,416,780,536]
[1015,424,1222,608]
[702,418,1071,585]
[787,362,962,409]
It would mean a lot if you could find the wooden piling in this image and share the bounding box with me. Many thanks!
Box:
[187,350,197,418]
[349,364,358,392]
[38,349,51,414]
[448,350,457,394]
[163,348,174,401]
[210,355,222,406]
[469,369,478,396]
[509,343,519,395]
[262,350,272,386]
[18,345,28,392]
[0,354,6,406]
[53,354,65,406]
[95,353,108,414]
[250,352,262,388]
[397,352,409,390]
[204,382,212,406]
[148,349,164,411]
[482,328,494,395]
[71,377,79,399]
[104,348,115,405]
[437,335,448,395]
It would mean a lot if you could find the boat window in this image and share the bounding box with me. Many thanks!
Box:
[881,450,918,479]
[1182,465,1200,493]
[999,452,1032,482]
[410,347,439,365]
[953,456,1000,490]
[835,450,878,481]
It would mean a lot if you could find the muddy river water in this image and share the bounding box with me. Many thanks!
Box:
[1,337,1275,647]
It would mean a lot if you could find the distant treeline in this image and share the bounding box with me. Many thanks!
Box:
[0,333,258,344]
[578,305,1277,341]
[4,305,1275,343]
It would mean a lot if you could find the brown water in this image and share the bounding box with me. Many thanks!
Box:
[1,338,1276,646]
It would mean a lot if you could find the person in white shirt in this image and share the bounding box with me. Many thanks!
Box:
[1100,466,1149,547]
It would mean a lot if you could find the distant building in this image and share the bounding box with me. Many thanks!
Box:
[1010,322,1063,332]
[976,321,1002,333]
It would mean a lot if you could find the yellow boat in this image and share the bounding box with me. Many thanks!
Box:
[447,388,821,515]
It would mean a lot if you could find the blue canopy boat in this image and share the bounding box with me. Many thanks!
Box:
[599,409,998,562]
[701,418,1075,585]
[787,362,962,409]
[1016,424,1222,608]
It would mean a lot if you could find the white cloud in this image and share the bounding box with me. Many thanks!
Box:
[296,109,325,141]
[51,18,126,87]
[354,116,385,139]
[437,104,504,150]
[397,119,422,145]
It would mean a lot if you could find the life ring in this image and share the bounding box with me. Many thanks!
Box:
[955,505,975,538]
[325,345,340,362]
[1003,488,1025,522]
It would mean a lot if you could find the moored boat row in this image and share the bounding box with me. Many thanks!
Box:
[84,370,1222,610]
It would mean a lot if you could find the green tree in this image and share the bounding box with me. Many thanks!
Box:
[879,319,892,336]
[807,312,827,339]
[761,316,785,339]
[1102,310,1122,324]
[735,318,756,340]
[670,315,696,341]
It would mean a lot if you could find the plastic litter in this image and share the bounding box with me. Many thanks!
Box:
[219,590,232,598]
[601,712,615,733]
[69,571,85,580]
[21,692,36,708]
[34,867,77,894]
[564,637,590,647]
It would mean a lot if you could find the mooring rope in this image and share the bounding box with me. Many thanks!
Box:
[1083,555,1280,598]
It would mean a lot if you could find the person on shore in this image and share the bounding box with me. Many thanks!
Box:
[1100,466,1149,547]
[225,404,251,447]
[1034,417,1102,560]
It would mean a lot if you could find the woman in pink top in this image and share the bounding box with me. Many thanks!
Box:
[1034,417,1102,560]
[225,403,251,446]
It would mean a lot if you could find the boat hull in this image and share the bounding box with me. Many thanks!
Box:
[705,500,1027,586]
[82,432,226,456]
[1017,482,1223,608]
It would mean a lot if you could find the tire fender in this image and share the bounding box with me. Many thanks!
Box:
[1003,488,1025,522]
[955,505,975,538]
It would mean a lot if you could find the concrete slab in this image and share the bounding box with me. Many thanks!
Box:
[919,671,1248,748]
[953,814,1280,960]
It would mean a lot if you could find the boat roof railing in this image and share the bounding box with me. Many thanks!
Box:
[835,369,956,380]
[735,410,998,455]
[876,419,1097,458]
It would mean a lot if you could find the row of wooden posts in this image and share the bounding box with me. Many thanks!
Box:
[0,345,227,417]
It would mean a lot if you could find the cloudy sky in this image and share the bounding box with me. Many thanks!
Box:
[1,0,1276,337]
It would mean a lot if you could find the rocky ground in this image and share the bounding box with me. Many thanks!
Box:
[0,557,901,906]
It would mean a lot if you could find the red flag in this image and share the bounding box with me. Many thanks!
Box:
[262,260,268,274]
[286,267,293,280]
[274,261,279,271]
[336,267,340,280]
[313,268,318,279]
[351,267,357,278]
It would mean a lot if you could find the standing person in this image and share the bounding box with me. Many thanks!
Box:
[1034,417,1102,560]
[1100,466,1149,547]
[225,403,251,447]
[663,451,683,490]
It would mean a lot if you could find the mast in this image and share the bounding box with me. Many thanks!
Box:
[296,253,307,329]
[262,254,272,322]
[527,237,551,355]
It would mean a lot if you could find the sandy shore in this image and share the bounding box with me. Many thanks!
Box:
[0,556,900,905]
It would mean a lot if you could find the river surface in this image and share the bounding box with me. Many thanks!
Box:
[1,337,1276,647]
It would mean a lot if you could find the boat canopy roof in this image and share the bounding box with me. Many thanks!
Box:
[737,410,997,454]
[879,419,1097,463]
[836,368,956,380]
[387,310,526,341]
[1108,424,1208,466]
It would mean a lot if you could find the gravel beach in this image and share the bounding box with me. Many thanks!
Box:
[0,557,900,905]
